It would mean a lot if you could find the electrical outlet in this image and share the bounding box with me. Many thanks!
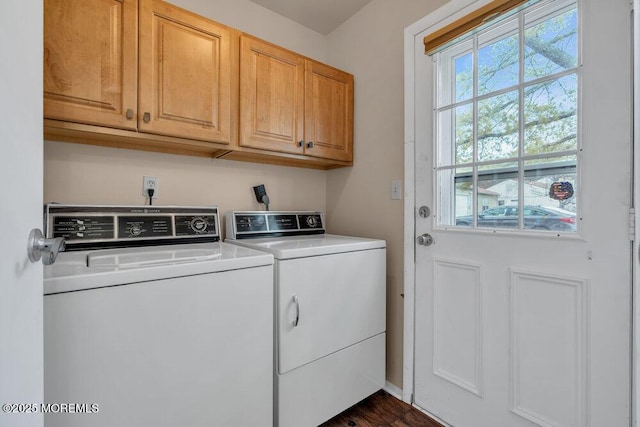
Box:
[391,180,402,200]
[142,176,159,198]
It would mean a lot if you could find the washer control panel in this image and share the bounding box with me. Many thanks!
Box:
[227,211,324,239]
[46,205,220,250]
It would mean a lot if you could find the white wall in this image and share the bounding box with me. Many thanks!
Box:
[325,0,449,389]
[45,141,326,215]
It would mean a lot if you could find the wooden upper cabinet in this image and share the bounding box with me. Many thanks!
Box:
[43,0,353,168]
[44,0,138,130]
[239,35,353,162]
[138,0,233,144]
[304,61,354,162]
[239,35,305,155]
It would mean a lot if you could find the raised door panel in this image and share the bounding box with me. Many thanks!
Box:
[239,36,304,154]
[304,60,354,162]
[44,0,137,130]
[139,0,232,144]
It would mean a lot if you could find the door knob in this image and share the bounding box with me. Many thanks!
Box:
[416,233,434,246]
[27,229,65,265]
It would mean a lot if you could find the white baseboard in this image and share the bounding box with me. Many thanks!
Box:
[383,381,403,400]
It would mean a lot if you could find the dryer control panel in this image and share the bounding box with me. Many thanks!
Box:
[45,205,220,250]
[227,211,325,240]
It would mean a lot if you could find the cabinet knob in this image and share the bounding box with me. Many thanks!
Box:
[143,112,151,123]
[125,108,134,120]
[307,141,313,148]
[298,140,304,147]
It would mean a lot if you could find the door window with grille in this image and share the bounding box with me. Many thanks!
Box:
[435,0,578,233]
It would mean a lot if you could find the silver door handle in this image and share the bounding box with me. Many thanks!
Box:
[292,295,300,327]
[27,229,65,265]
[416,233,434,246]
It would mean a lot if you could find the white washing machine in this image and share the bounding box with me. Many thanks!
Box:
[43,205,274,427]
[226,211,386,427]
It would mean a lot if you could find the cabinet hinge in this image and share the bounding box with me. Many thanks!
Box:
[630,208,636,241]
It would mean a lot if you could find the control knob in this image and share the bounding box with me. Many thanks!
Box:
[190,217,208,233]
[306,216,318,228]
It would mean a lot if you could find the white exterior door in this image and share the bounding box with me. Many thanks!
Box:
[405,0,631,426]
[0,2,45,427]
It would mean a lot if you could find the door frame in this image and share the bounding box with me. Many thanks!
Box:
[402,0,494,405]
[633,2,640,425]
[404,1,639,424]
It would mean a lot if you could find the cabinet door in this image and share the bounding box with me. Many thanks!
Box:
[277,249,386,375]
[304,61,354,162]
[139,0,232,144]
[44,0,138,130]
[239,36,304,154]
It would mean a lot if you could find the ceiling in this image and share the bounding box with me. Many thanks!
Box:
[248,0,373,35]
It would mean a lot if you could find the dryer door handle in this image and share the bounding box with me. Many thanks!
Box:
[292,295,300,327]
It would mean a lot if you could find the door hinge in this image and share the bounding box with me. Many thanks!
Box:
[630,208,636,241]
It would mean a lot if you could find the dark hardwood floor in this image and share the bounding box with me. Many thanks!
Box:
[320,390,444,427]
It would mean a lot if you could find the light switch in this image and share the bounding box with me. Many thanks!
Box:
[391,180,402,200]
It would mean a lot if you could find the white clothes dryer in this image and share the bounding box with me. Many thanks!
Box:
[226,211,386,427]
[44,205,274,427]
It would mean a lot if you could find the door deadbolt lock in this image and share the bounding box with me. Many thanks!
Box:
[419,206,431,218]
[416,233,434,246]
